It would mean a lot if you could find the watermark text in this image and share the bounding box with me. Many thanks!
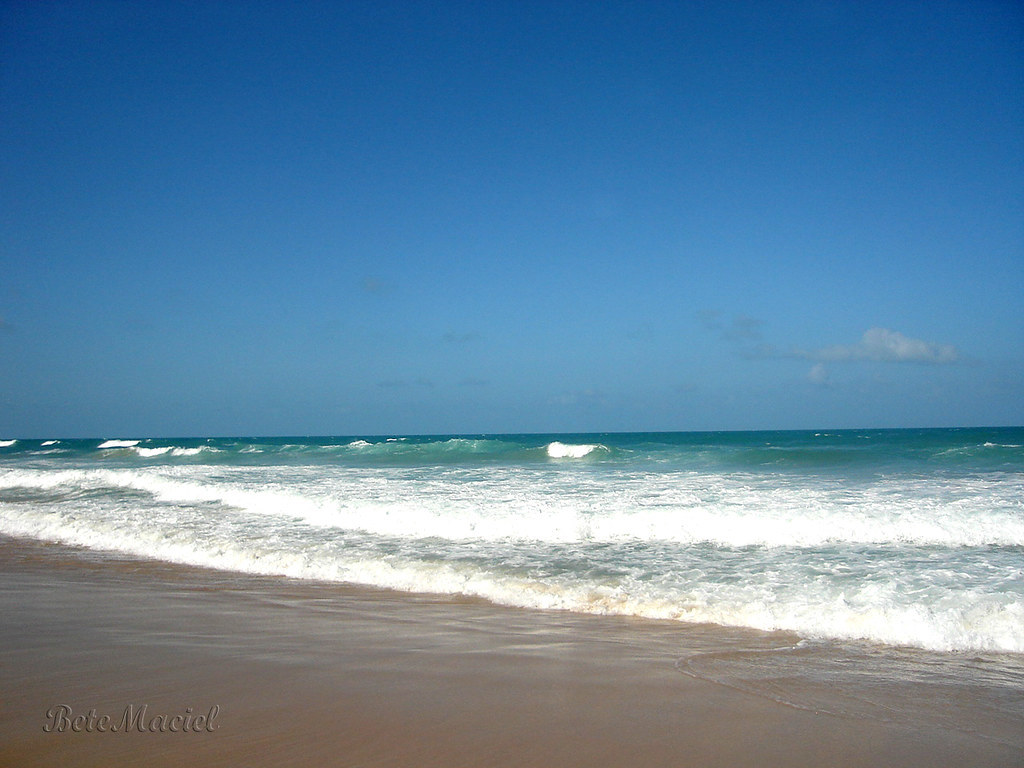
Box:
[43,704,220,733]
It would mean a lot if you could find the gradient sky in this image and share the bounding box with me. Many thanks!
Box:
[2,1,1022,437]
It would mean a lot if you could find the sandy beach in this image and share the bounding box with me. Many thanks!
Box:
[1,536,1019,768]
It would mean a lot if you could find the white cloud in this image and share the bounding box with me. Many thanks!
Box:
[704,318,962,368]
[801,328,960,364]
[808,363,831,386]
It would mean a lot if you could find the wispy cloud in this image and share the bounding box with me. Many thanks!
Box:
[702,317,962,386]
[549,389,607,406]
[698,310,763,342]
[795,328,960,365]
[363,277,389,294]
[807,363,831,387]
[376,378,434,389]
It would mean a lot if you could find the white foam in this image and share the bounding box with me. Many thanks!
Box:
[136,447,173,457]
[2,488,1020,653]
[0,440,16,448]
[2,465,1023,549]
[2,463,1023,654]
[547,442,602,458]
[98,439,139,449]
[172,447,209,456]
[41,440,58,447]
[120,445,218,458]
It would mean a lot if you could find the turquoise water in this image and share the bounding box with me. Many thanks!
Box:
[1,428,1022,653]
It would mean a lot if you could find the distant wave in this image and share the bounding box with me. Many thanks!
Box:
[133,446,217,458]
[98,439,139,449]
[348,437,509,454]
[198,437,526,462]
[546,442,606,459]
[330,437,532,463]
[135,447,172,457]
[4,430,1019,471]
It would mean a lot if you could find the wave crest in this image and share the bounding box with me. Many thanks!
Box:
[546,442,605,459]
[98,439,139,449]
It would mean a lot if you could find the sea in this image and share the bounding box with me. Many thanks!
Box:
[2,428,1023,738]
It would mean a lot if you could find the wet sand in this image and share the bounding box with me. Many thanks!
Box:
[0,537,1019,767]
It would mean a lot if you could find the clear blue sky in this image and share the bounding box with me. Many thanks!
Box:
[2,0,1022,437]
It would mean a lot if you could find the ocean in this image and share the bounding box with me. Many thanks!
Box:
[1,427,1021,654]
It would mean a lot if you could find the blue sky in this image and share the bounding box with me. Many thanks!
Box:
[2,1,1022,437]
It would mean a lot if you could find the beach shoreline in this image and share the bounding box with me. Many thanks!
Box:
[1,535,1020,767]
